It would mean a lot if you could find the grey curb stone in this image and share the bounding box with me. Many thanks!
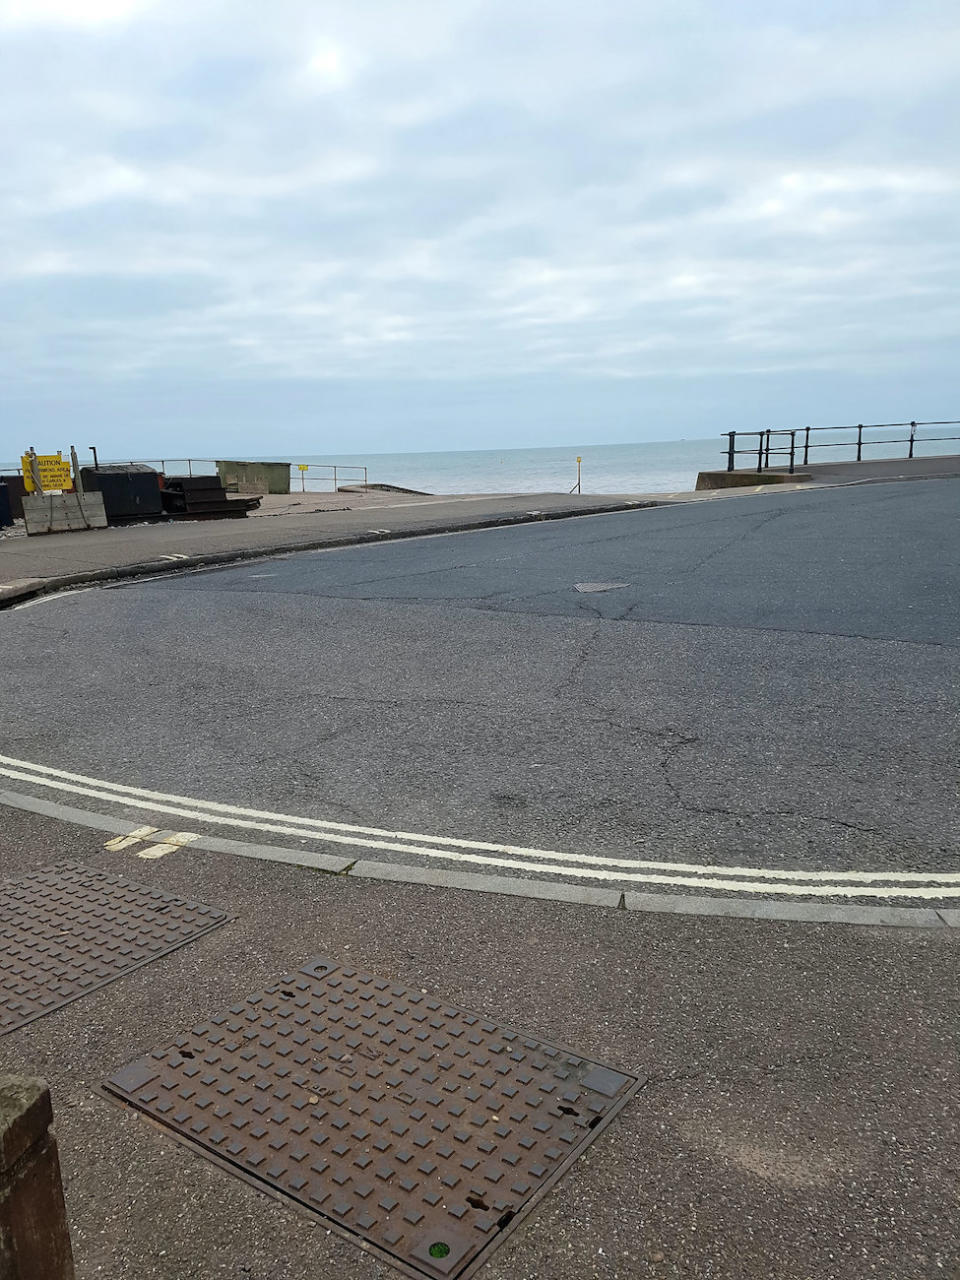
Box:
[0,787,952,928]
[0,789,140,838]
[623,890,944,928]
[347,860,622,908]
[192,833,353,874]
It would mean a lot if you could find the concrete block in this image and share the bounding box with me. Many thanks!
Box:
[22,492,107,535]
[696,470,811,491]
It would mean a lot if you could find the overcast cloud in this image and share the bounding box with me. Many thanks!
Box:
[1,0,958,456]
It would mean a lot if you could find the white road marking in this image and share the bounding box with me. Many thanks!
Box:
[0,755,957,899]
[137,831,200,859]
[12,588,91,611]
[104,825,159,851]
[103,825,199,857]
[0,753,955,886]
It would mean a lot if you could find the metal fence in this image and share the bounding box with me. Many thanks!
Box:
[0,457,370,493]
[291,463,368,491]
[724,420,960,474]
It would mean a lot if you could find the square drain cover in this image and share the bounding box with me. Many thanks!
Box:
[0,860,228,1036]
[105,956,641,1279]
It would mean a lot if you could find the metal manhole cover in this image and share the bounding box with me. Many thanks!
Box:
[104,956,642,1279]
[0,861,228,1036]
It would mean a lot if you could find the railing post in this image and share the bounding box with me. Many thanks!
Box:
[803,425,810,466]
[188,459,193,477]
[856,424,863,462]
[756,434,764,471]
[764,429,772,469]
[788,430,796,475]
[726,432,736,471]
[0,1077,76,1279]
[909,421,916,459]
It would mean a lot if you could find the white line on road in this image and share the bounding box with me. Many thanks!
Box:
[137,831,201,859]
[104,825,159,851]
[12,588,92,611]
[0,753,955,884]
[0,755,958,899]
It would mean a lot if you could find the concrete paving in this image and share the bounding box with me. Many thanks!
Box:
[0,481,831,609]
[765,451,960,485]
[0,491,679,607]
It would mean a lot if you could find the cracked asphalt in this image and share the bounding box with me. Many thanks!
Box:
[2,477,958,891]
[2,477,960,1278]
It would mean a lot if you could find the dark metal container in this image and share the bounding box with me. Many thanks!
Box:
[79,464,163,524]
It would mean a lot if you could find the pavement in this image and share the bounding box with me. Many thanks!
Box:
[0,483,815,609]
[766,452,960,485]
[1,474,959,1277]
[2,804,959,1280]
[4,454,958,612]
[0,490,669,607]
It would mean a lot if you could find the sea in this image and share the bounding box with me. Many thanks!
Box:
[289,438,719,495]
[117,425,960,496]
[267,425,958,495]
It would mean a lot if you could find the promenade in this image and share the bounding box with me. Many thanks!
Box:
[0,485,769,609]
[8,450,960,610]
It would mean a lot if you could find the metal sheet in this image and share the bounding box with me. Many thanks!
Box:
[0,861,228,1035]
[104,956,641,1279]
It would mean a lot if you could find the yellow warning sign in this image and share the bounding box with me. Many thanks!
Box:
[21,452,72,493]
[297,464,309,471]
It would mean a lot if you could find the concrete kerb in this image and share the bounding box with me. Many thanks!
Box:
[0,499,665,611]
[1,787,956,932]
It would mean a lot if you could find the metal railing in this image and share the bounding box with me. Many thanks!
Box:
[292,463,368,492]
[1,457,371,493]
[725,420,960,473]
[0,456,219,477]
[114,458,218,476]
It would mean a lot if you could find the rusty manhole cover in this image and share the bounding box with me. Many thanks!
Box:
[105,956,641,1278]
[0,861,228,1035]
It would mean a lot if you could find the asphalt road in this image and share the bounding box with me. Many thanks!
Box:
[2,478,960,1279]
[1,478,958,904]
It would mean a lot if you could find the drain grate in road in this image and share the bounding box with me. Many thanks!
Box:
[104,956,641,1279]
[0,861,228,1036]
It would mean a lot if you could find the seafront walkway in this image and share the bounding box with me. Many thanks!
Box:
[0,484,784,608]
[5,454,960,611]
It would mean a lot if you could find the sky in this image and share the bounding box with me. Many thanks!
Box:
[2,0,958,460]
